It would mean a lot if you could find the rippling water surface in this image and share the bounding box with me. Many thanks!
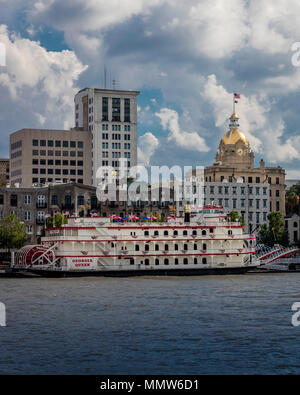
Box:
[1,273,300,374]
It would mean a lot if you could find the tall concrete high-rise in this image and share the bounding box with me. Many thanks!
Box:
[74,88,139,186]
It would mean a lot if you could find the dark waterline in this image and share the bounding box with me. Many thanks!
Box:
[0,273,300,375]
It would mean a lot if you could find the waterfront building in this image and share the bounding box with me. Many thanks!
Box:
[204,112,286,218]
[0,159,9,185]
[0,182,97,244]
[285,213,300,245]
[9,128,92,187]
[74,88,139,186]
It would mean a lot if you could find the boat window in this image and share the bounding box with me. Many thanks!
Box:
[228,230,233,235]
[194,244,197,250]
[164,258,169,265]
[173,230,178,236]
[184,244,188,251]
[135,245,140,251]
[145,259,150,266]
[183,230,188,236]
[165,244,169,251]
[164,230,169,236]
[154,230,159,236]
[202,230,207,236]
[192,230,197,236]
[194,258,198,265]
[145,245,150,251]
[210,228,214,234]
[175,258,179,265]
[144,230,149,236]
[203,243,207,251]
[202,258,207,264]
[175,244,179,251]
[184,258,188,265]
[155,244,159,251]
[130,259,134,265]
[155,259,159,266]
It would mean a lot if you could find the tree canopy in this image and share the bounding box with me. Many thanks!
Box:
[286,182,300,215]
[46,213,68,228]
[0,214,27,251]
[228,211,245,226]
[258,211,289,247]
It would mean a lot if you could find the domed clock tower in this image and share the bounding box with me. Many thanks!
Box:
[215,112,254,168]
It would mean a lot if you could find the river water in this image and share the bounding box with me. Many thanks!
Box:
[1,273,300,375]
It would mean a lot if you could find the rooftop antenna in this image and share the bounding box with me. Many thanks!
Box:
[104,65,107,89]
[112,79,116,90]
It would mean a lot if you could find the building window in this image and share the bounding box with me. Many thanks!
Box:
[10,194,17,207]
[32,139,38,146]
[24,211,31,221]
[124,98,130,122]
[77,195,84,206]
[102,98,108,121]
[51,195,58,205]
[24,195,31,204]
[112,98,121,122]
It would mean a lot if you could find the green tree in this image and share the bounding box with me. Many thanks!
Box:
[286,182,300,215]
[46,213,68,228]
[228,210,245,226]
[258,211,289,247]
[0,214,27,251]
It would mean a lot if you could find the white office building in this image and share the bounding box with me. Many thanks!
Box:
[74,88,139,186]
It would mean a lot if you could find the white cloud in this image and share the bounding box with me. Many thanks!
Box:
[138,132,159,166]
[155,108,210,152]
[0,25,87,156]
[203,74,265,152]
[29,0,163,32]
[261,121,300,163]
[203,74,300,164]
[286,169,300,180]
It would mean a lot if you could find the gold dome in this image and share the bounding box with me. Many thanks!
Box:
[222,128,248,145]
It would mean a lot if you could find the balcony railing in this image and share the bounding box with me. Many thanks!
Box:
[36,202,47,209]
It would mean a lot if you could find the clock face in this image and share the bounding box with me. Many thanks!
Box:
[237,149,243,156]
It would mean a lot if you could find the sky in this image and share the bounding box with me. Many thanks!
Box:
[1,0,300,179]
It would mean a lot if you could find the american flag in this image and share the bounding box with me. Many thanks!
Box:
[234,93,241,99]
[45,214,51,219]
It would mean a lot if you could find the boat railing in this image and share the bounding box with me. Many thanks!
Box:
[48,247,256,256]
[41,233,255,242]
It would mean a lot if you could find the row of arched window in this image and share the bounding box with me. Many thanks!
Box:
[135,243,207,251]
[143,229,214,236]
[130,257,208,265]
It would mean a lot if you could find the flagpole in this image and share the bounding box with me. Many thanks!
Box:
[233,93,235,114]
